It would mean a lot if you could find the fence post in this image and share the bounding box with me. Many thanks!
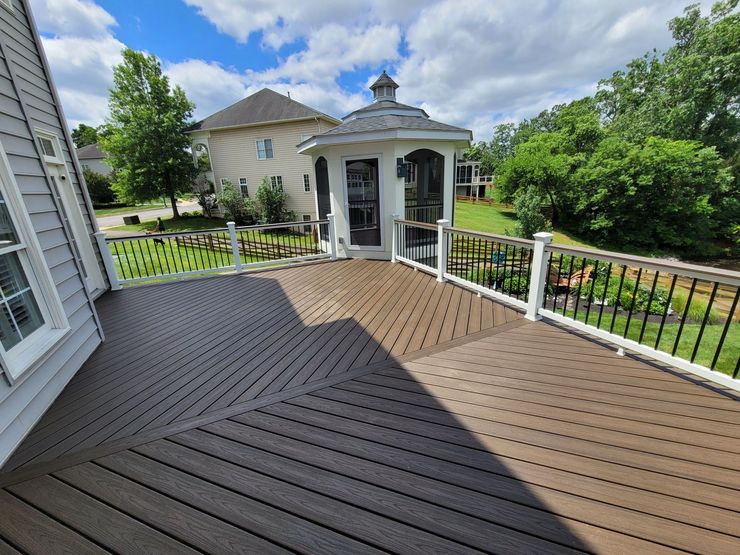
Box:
[327,213,338,261]
[227,221,242,273]
[436,219,450,282]
[391,213,400,263]
[526,231,553,321]
[94,231,122,291]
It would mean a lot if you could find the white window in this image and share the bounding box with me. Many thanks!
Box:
[303,173,311,193]
[238,178,248,197]
[256,138,274,160]
[0,142,69,381]
[220,177,230,187]
[302,214,312,233]
[269,175,283,190]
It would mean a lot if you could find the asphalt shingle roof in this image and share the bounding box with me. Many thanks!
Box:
[322,114,470,136]
[76,143,105,159]
[186,88,338,132]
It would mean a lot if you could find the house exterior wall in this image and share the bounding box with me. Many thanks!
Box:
[195,118,336,221]
[79,156,111,177]
[0,0,105,468]
[310,139,456,261]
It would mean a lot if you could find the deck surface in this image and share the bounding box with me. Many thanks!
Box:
[1,260,739,554]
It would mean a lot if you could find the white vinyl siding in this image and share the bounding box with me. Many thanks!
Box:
[206,119,337,220]
[256,138,273,159]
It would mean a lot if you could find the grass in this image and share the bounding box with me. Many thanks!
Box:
[94,202,167,217]
[454,200,595,247]
[106,216,220,234]
[555,305,738,377]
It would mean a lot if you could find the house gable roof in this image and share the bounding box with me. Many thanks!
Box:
[186,88,341,133]
[76,143,105,160]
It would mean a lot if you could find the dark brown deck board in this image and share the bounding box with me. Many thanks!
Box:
[1,260,739,554]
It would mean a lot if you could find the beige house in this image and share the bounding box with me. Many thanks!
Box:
[186,89,341,221]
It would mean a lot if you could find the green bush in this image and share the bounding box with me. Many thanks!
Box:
[510,185,550,239]
[217,180,255,224]
[671,292,720,324]
[83,168,116,204]
[576,268,669,315]
[255,177,294,224]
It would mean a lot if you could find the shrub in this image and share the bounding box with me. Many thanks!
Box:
[255,177,294,224]
[510,185,550,239]
[576,267,669,315]
[83,168,116,204]
[217,180,254,224]
[671,291,720,324]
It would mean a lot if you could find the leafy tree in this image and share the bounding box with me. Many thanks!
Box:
[574,136,731,253]
[464,123,516,176]
[216,180,254,224]
[100,48,196,218]
[83,168,115,205]
[255,177,294,223]
[510,186,550,239]
[71,124,99,148]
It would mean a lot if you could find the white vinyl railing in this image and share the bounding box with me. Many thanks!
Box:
[96,215,338,288]
[392,217,740,390]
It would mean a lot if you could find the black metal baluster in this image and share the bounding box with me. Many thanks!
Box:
[572,257,587,322]
[712,287,739,370]
[516,246,526,300]
[691,281,719,363]
[166,238,179,273]
[638,271,659,344]
[584,259,599,326]
[551,253,564,310]
[562,255,575,316]
[609,266,627,334]
[113,242,127,280]
[544,251,553,307]
[672,278,697,357]
[623,267,642,338]
[655,274,677,350]
[596,262,612,330]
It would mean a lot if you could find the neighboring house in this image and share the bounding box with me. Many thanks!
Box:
[0,0,107,467]
[298,71,472,260]
[186,89,341,221]
[76,142,111,176]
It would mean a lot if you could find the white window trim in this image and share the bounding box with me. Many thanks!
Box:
[220,177,230,187]
[256,138,274,160]
[0,140,70,383]
[303,173,311,193]
[269,175,283,190]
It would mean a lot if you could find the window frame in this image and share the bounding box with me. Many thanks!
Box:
[303,173,311,193]
[256,138,274,160]
[0,140,70,383]
[238,178,249,197]
[269,175,283,191]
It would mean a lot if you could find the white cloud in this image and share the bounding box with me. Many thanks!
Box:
[30,0,116,37]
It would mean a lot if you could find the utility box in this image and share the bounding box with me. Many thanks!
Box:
[123,215,140,225]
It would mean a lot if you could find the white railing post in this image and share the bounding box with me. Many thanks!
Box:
[436,219,450,282]
[226,221,242,273]
[526,231,553,321]
[391,213,400,263]
[94,231,122,291]
[327,213,338,261]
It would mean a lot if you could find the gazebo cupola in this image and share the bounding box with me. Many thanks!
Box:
[370,70,399,102]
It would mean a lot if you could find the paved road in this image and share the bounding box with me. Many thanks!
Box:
[96,200,200,230]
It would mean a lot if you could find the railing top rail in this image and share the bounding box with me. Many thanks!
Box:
[235,219,328,231]
[394,218,438,230]
[107,219,328,242]
[547,242,740,286]
[444,226,535,248]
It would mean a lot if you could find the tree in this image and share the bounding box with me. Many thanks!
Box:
[71,124,99,148]
[191,154,216,218]
[464,123,516,176]
[510,186,550,239]
[216,180,254,224]
[255,177,294,223]
[82,168,115,205]
[100,48,196,218]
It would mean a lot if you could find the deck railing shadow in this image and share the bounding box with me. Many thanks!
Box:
[1,260,595,553]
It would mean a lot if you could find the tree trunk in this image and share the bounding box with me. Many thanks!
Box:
[169,191,180,219]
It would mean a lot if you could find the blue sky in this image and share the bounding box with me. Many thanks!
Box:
[31,0,711,140]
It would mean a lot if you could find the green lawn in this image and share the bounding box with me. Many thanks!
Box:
[94,202,167,217]
[106,216,221,234]
[553,306,738,377]
[454,200,595,247]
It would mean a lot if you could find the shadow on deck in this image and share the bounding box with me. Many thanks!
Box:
[0,259,738,553]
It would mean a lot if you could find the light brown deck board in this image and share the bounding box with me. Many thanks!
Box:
[1,260,738,554]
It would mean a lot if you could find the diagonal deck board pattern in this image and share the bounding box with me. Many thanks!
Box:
[1,319,738,554]
[3,260,520,471]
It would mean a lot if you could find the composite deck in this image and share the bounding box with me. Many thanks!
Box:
[1,260,739,554]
